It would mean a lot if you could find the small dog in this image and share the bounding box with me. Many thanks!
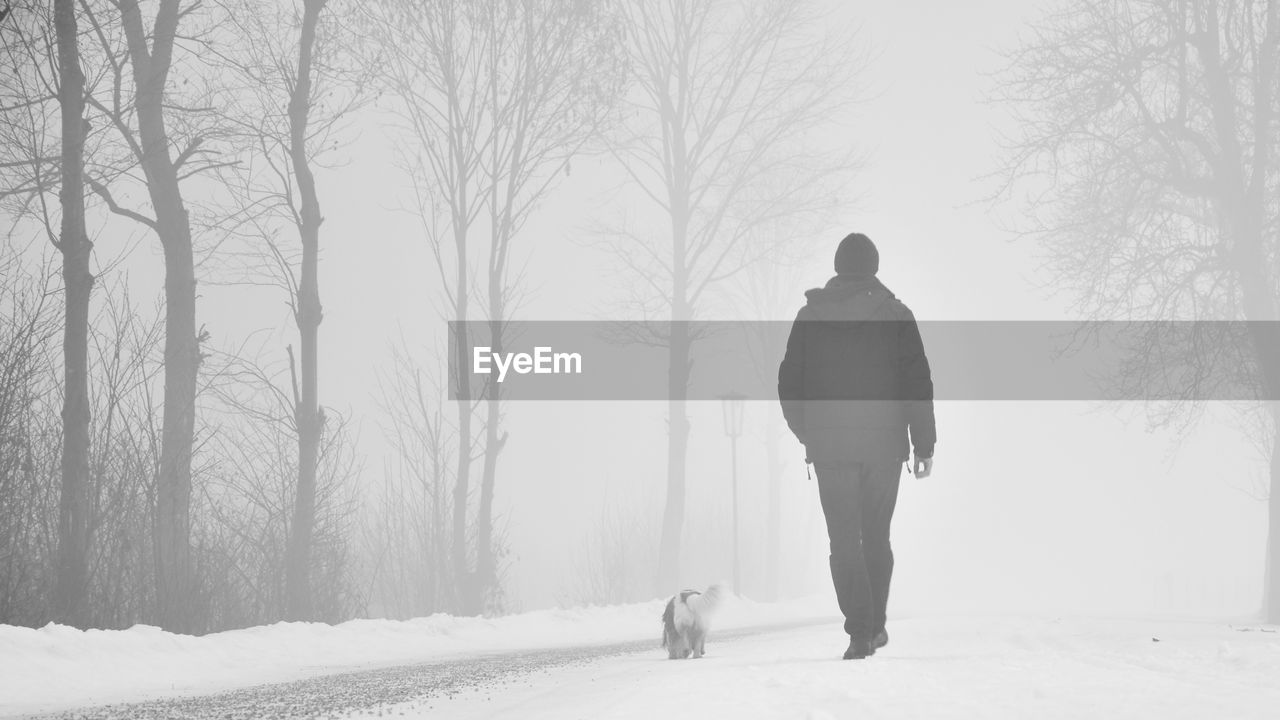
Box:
[660,584,726,659]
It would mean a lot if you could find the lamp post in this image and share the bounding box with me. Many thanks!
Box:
[718,391,746,595]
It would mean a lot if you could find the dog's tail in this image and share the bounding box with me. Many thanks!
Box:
[685,583,727,618]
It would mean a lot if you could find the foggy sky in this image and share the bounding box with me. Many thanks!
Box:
[51,0,1268,617]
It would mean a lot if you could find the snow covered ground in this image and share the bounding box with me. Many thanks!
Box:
[3,597,1278,719]
[0,591,830,717]
[347,615,1280,720]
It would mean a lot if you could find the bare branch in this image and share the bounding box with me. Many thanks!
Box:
[87,176,157,229]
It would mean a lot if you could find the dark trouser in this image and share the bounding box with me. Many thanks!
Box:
[814,459,902,639]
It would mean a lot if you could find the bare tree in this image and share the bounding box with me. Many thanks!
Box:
[49,0,94,629]
[365,339,457,618]
[0,253,60,627]
[605,0,861,592]
[209,0,373,622]
[0,0,96,626]
[83,283,164,629]
[368,0,488,613]
[368,0,623,614]
[278,0,330,623]
[0,256,167,630]
[470,0,624,612]
[994,0,1280,620]
[81,0,224,633]
[200,344,363,628]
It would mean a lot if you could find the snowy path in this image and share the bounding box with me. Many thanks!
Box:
[34,641,633,720]
[28,620,828,720]
[347,616,1280,720]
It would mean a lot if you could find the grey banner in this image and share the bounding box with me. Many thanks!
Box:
[445,321,1276,401]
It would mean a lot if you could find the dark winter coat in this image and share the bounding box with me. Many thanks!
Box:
[777,274,936,464]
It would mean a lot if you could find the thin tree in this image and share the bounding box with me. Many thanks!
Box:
[51,0,93,628]
[369,0,622,613]
[995,0,1280,620]
[211,0,371,622]
[81,0,222,633]
[369,0,489,613]
[368,338,456,618]
[606,0,861,592]
[277,0,327,625]
[471,0,624,611]
[0,0,96,626]
[0,252,61,627]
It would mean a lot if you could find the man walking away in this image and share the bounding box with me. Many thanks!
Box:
[777,232,936,660]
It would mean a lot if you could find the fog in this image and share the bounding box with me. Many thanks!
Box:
[2,0,1274,635]
[323,0,1267,617]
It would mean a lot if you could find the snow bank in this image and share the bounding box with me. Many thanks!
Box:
[0,591,835,716]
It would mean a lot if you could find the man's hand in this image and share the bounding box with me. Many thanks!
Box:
[913,454,933,479]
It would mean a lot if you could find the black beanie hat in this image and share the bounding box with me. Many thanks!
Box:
[834,233,879,276]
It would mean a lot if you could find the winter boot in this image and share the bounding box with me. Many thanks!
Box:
[843,637,875,660]
[873,628,889,650]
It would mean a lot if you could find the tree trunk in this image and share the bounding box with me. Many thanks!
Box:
[1265,406,1280,622]
[1252,0,1280,625]
[120,0,199,634]
[451,214,474,615]
[154,218,197,633]
[52,0,92,629]
[474,45,514,612]
[475,309,505,612]
[284,0,326,624]
[1200,0,1280,623]
[154,221,197,634]
[656,163,691,596]
[1230,224,1280,625]
[656,319,691,594]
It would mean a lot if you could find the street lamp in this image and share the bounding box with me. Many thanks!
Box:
[718,391,746,595]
